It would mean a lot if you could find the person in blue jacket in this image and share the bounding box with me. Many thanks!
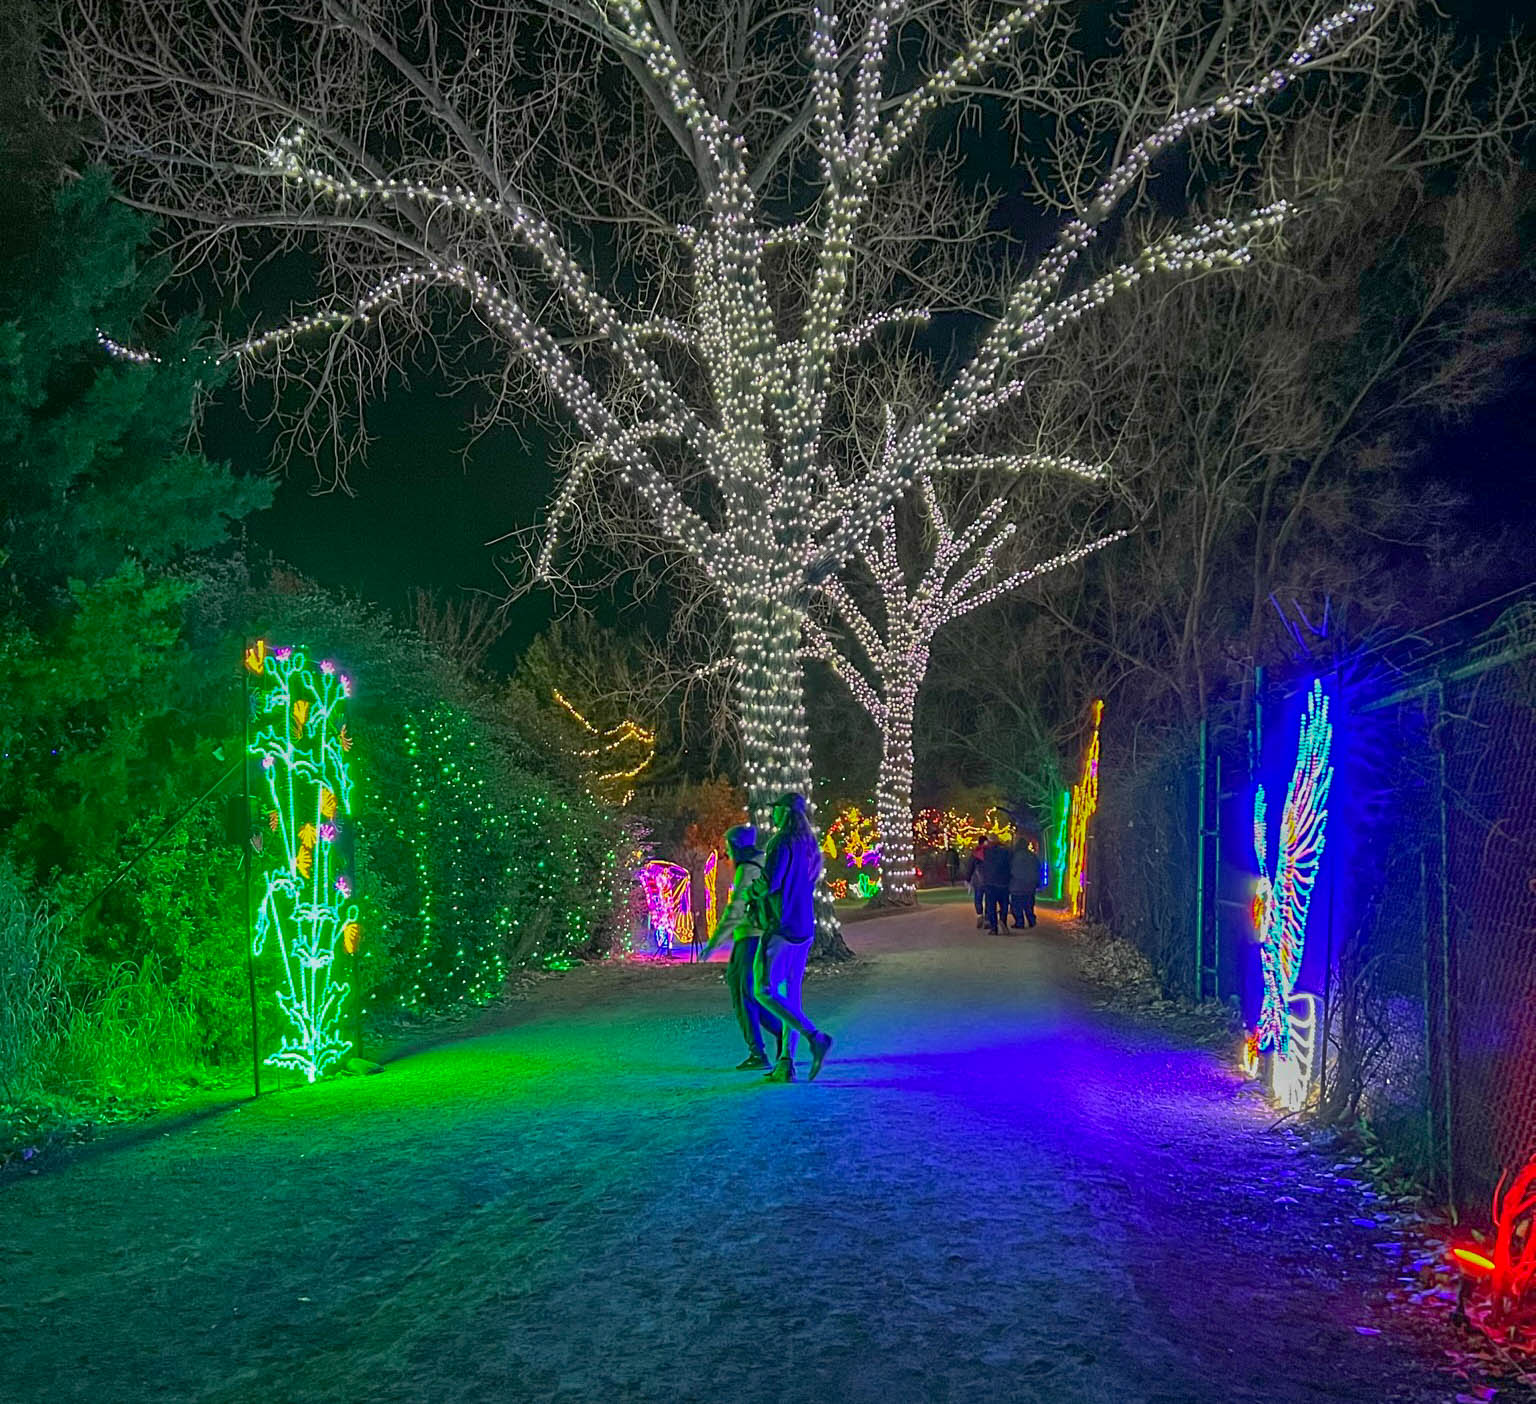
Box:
[752,793,835,1082]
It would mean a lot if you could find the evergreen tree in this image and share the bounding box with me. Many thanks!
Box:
[0,169,270,895]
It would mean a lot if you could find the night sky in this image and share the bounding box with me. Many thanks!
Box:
[205,0,1533,667]
[204,382,558,661]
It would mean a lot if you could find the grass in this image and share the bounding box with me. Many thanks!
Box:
[0,868,217,1161]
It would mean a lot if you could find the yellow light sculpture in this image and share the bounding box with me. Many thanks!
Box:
[1065,699,1104,918]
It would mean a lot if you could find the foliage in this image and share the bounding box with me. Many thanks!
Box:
[0,166,269,1125]
[363,700,621,1016]
[512,615,675,806]
[190,562,628,1021]
[0,171,628,1118]
[644,777,748,859]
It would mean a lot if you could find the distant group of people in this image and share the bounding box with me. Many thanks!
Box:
[698,793,834,1083]
[963,833,1043,934]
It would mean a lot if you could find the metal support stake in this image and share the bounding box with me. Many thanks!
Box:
[243,641,261,1099]
[1433,678,1456,1210]
[1210,751,1222,1003]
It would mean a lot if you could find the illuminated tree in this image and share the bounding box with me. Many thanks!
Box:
[514,616,667,807]
[808,454,1123,901]
[54,0,1387,949]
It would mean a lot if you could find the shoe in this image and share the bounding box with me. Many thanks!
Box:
[764,1058,796,1082]
[736,1052,771,1070]
[987,925,998,934]
[808,1032,833,1081]
[975,916,984,929]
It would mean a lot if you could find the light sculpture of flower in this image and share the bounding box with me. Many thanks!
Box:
[248,643,359,1083]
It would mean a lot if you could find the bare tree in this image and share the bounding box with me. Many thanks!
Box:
[52,0,1409,953]
[410,588,512,673]
[807,433,1126,900]
[51,0,1388,759]
[1028,149,1533,736]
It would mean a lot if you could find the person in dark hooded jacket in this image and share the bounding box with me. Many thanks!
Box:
[979,837,1011,933]
[964,841,988,927]
[699,823,783,1069]
[1008,833,1043,929]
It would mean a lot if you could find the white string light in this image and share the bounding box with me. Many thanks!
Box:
[89,0,1373,898]
[810,425,1128,899]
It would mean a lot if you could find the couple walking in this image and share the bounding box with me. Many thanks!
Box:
[700,793,834,1082]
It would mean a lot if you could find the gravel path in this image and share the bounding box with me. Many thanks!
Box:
[1,902,1455,1403]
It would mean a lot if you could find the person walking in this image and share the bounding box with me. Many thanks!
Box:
[752,793,834,1082]
[699,824,783,1070]
[980,836,1012,934]
[1008,832,1043,929]
[965,841,987,928]
[946,845,961,885]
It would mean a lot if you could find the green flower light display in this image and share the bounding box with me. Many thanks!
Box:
[246,640,359,1083]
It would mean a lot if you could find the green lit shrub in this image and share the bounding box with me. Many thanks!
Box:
[188,563,627,1025]
[359,703,621,1016]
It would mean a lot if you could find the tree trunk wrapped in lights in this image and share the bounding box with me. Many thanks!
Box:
[53,0,1395,955]
[808,465,1124,902]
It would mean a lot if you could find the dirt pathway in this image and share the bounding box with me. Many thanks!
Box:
[2,904,1453,1403]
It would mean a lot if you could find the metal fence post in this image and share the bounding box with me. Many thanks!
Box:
[1433,678,1456,1211]
[243,641,261,1100]
[1195,718,1207,1002]
[1420,680,1455,1208]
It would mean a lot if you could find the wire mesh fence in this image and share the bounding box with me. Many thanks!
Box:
[1442,610,1536,1208]
[1089,594,1536,1212]
[1087,730,1200,995]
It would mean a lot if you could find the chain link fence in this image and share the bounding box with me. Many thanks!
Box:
[1089,596,1536,1212]
[1087,729,1200,995]
[1322,603,1536,1208]
[1443,608,1536,1207]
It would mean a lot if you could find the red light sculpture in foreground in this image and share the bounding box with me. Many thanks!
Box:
[1450,1154,1536,1349]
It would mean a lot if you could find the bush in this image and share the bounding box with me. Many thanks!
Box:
[360,702,622,1016]
[1,861,201,1139]
[187,563,629,1025]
